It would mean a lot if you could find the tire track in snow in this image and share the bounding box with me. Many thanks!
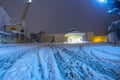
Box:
[0,46,38,79]
[50,44,118,80]
[38,46,62,80]
[49,45,85,80]
[2,47,42,80]
[93,48,120,57]
[2,44,62,80]
[90,50,120,63]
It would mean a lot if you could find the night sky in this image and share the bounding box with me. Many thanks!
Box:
[0,0,117,35]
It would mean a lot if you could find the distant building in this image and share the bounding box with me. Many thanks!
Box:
[86,32,107,43]
[0,6,11,31]
[40,30,87,43]
[39,30,107,43]
[4,24,25,43]
[41,34,65,43]
[0,6,26,43]
[0,31,11,43]
[87,32,94,41]
[65,31,86,43]
[0,6,13,43]
[93,35,107,43]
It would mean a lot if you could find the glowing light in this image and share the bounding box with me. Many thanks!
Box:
[98,0,107,3]
[65,33,86,43]
[28,0,32,3]
[93,36,107,43]
[100,0,105,2]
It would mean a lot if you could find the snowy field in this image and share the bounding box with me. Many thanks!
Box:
[0,43,120,80]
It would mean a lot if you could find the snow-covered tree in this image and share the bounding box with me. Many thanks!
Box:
[106,0,120,15]
[106,0,120,40]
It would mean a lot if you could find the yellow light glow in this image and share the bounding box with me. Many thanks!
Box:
[10,27,16,30]
[93,36,107,42]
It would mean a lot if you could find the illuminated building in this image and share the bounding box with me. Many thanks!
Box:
[65,31,86,43]
[93,36,107,42]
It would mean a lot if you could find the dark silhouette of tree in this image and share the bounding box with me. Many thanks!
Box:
[116,26,120,39]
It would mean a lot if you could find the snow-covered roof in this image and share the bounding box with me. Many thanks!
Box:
[0,31,11,36]
[66,30,85,35]
[8,30,21,34]
[67,28,84,34]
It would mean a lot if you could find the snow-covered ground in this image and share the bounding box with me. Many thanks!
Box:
[0,43,120,80]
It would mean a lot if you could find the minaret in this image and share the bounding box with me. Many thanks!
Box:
[21,0,32,29]
[21,0,32,42]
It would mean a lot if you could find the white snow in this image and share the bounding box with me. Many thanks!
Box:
[82,45,120,64]
[0,43,120,80]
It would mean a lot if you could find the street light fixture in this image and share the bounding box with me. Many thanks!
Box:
[28,0,32,3]
[99,0,107,3]
[99,0,105,2]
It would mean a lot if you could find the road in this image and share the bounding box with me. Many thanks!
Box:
[0,43,120,80]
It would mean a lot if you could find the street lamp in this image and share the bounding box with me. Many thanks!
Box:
[98,0,107,3]
[99,0,105,2]
[28,0,32,3]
